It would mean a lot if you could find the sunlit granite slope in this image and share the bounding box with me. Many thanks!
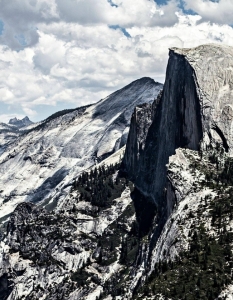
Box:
[0,78,162,220]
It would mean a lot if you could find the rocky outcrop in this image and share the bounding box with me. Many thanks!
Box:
[123,44,233,218]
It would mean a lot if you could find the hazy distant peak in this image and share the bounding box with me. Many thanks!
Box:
[9,116,33,128]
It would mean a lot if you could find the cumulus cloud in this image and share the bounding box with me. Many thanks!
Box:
[33,33,67,74]
[0,0,179,50]
[184,0,233,25]
[0,0,232,122]
[56,0,110,24]
[0,0,58,50]
[22,107,37,117]
[56,0,179,27]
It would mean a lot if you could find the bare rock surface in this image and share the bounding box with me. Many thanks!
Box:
[0,150,137,300]
[123,44,233,212]
[172,44,233,153]
[0,78,162,220]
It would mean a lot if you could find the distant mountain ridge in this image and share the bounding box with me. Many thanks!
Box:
[8,116,33,128]
[0,117,34,156]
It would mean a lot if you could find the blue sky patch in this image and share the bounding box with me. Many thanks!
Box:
[109,25,131,38]
[34,103,80,122]
[0,102,81,123]
[154,0,197,15]
[0,20,4,35]
[0,102,25,121]
[178,0,198,15]
[0,102,13,116]
[153,0,168,5]
[107,0,118,7]
[15,34,27,47]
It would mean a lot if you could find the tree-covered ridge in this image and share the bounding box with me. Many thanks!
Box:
[72,163,128,209]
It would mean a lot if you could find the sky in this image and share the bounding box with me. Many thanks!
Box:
[0,0,233,123]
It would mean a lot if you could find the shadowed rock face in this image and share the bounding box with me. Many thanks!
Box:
[122,100,158,180]
[123,44,233,221]
[123,48,203,208]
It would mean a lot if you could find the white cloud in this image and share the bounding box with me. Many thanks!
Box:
[33,33,67,74]
[56,0,179,27]
[0,0,179,50]
[22,107,37,117]
[0,0,58,50]
[0,87,14,101]
[105,0,179,27]
[56,0,110,24]
[184,0,233,25]
[0,1,232,122]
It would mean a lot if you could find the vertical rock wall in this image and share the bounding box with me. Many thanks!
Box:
[123,49,203,217]
[123,44,233,239]
[121,44,233,296]
[171,44,233,154]
[122,96,161,181]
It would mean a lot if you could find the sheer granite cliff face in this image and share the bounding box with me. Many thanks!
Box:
[174,44,233,153]
[123,44,233,220]
[122,97,160,181]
